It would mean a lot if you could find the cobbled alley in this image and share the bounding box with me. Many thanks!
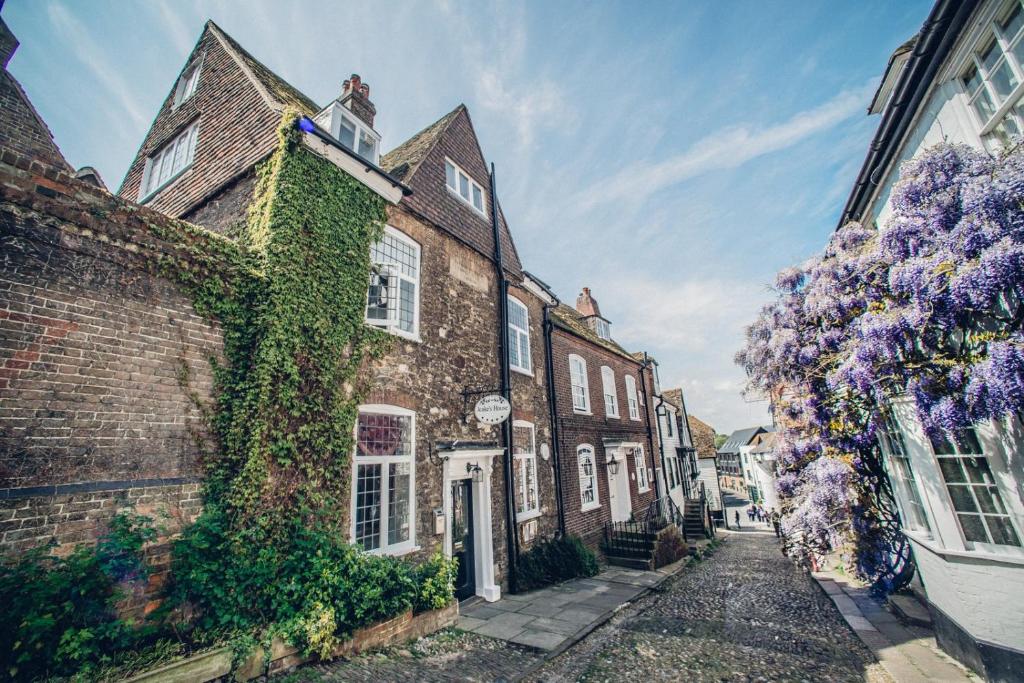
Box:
[297,531,889,682]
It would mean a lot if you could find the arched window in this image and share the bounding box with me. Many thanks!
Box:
[351,404,416,555]
[365,227,420,339]
[601,366,619,418]
[569,354,590,413]
[625,375,640,420]
[508,296,532,374]
[577,444,600,511]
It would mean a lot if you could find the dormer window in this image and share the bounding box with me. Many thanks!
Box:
[594,318,611,340]
[320,105,380,164]
[444,158,486,215]
[173,60,202,107]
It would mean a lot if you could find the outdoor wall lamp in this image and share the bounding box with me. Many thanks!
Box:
[607,456,621,476]
[466,462,484,483]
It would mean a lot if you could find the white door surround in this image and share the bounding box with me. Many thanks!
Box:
[605,445,633,522]
[440,447,503,602]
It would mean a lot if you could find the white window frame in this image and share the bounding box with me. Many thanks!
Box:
[513,420,541,521]
[365,226,421,341]
[569,354,591,414]
[877,412,932,537]
[956,0,1024,151]
[595,318,611,340]
[330,106,381,164]
[629,445,650,492]
[139,120,199,201]
[350,404,418,557]
[625,375,640,420]
[173,57,203,108]
[601,366,619,418]
[577,444,600,511]
[444,157,487,216]
[508,296,532,375]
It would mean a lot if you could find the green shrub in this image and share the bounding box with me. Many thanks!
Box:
[653,525,687,568]
[412,552,457,613]
[0,512,157,681]
[515,535,599,592]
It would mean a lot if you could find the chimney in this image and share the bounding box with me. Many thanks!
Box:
[1,17,19,70]
[575,287,602,318]
[341,74,376,128]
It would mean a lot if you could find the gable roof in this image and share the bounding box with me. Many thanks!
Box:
[0,66,72,172]
[750,431,778,454]
[687,415,717,459]
[718,426,769,454]
[551,304,641,364]
[207,20,319,116]
[663,388,684,411]
[381,105,524,279]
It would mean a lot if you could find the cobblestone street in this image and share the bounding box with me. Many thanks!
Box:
[297,531,889,682]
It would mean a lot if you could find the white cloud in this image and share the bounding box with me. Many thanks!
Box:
[474,68,576,146]
[46,1,148,128]
[572,80,876,213]
[152,0,195,58]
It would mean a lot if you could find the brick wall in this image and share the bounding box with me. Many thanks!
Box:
[549,328,658,547]
[0,69,71,172]
[0,146,243,559]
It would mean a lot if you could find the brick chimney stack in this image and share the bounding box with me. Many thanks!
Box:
[1,17,20,70]
[341,74,376,128]
[575,287,602,318]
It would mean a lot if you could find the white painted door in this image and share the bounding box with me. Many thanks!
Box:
[607,453,632,522]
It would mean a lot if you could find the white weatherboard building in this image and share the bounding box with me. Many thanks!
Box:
[842,1,1024,678]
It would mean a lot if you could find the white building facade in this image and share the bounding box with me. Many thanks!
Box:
[845,1,1024,677]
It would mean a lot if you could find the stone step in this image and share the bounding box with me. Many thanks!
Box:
[604,554,654,571]
[888,593,932,628]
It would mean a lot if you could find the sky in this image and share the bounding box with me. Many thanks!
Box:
[4,0,933,435]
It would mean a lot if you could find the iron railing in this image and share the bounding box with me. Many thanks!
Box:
[603,496,688,557]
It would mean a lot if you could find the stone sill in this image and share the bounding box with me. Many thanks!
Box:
[123,602,459,682]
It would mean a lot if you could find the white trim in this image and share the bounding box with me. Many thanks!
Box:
[172,55,204,109]
[508,296,532,374]
[625,375,640,421]
[601,365,619,418]
[300,133,404,204]
[440,447,503,602]
[315,102,382,165]
[521,274,558,305]
[139,120,200,201]
[512,419,540,519]
[569,354,590,413]
[365,226,421,341]
[350,404,417,557]
[444,157,487,216]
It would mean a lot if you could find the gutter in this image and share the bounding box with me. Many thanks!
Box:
[837,0,979,229]
[542,304,567,536]
[297,116,413,196]
[489,162,519,592]
[638,353,663,503]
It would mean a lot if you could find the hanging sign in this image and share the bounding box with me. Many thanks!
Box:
[474,394,511,425]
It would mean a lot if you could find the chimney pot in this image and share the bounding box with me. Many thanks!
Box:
[340,73,376,128]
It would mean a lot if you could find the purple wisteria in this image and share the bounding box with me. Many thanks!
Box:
[736,142,1024,584]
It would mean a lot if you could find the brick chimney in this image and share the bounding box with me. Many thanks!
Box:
[1,17,19,70]
[341,74,376,128]
[575,287,602,318]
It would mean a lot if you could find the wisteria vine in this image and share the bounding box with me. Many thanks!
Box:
[736,142,1024,587]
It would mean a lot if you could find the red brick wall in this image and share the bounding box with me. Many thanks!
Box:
[0,148,239,556]
[549,328,658,546]
[117,26,282,223]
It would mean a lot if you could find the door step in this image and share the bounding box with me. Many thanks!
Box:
[604,554,654,570]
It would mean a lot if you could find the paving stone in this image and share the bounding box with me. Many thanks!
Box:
[460,604,505,619]
[524,616,583,636]
[508,629,567,651]
[517,601,566,618]
[457,615,487,631]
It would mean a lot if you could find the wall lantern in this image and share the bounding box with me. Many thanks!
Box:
[607,455,621,476]
[466,462,484,483]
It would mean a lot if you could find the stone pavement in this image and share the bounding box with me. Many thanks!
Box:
[813,572,978,682]
[458,564,669,652]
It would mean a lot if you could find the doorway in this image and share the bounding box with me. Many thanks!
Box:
[451,479,475,601]
[607,448,632,522]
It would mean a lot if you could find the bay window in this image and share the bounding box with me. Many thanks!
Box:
[352,406,416,555]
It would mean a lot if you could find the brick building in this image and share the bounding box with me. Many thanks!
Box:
[547,288,660,550]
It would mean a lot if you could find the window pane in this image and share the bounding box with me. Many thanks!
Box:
[947,485,978,512]
[445,161,456,190]
[355,463,382,550]
[459,172,470,200]
[974,485,1005,514]
[963,456,992,484]
[958,513,990,543]
[1013,34,1024,72]
[366,269,391,322]
[988,516,1022,546]
[938,458,965,482]
[472,184,483,211]
[357,412,412,456]
[963,66,983,95]
[518,330,531,371]
[339,117,356,149]
[358,129,377,160]
[388,462,411,545]
[509,328,520,369]
[972,88,997,122]
[1003,3,1024,41]
[990,59,1019,101]
[398,279,416,333]
[371,233,419,279]
[981,39,1002,73]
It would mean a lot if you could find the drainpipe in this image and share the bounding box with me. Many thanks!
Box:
[489,163,519,592]
[543,304,566,536]
[638,353,663,504]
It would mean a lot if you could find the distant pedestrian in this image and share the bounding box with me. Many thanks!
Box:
[734,510,741,528]
[747,506,755,523]
[771,509,782,538]
[757,505,766,522]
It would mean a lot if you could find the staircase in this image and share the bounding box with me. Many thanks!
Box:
[602,525,657,570]
[683,500,707,540]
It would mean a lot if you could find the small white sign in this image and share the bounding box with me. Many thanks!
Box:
[474,394,511,425]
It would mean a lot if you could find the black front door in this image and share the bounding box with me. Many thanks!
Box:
[452,479,475,601]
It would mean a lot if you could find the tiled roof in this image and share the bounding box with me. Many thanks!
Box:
[687,415,717,458]
[718,426,768,454]
[208,21,319,116]
[551,304,640,364]
[381,105,464,182]
[663,388,683,410]
[750,431,777,454]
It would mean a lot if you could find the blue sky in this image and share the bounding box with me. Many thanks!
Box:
[4,0,932,434]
